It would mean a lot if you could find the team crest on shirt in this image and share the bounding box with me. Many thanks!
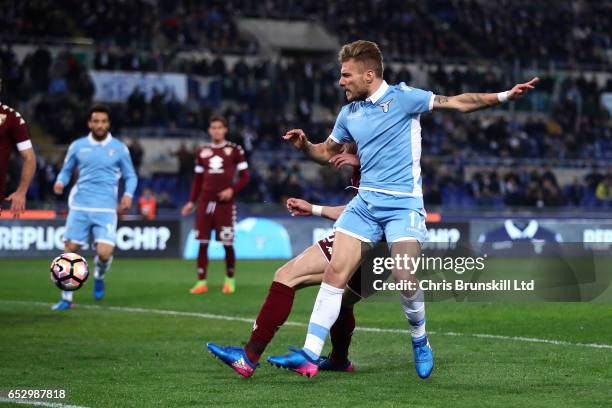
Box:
[108,148,116,156]
[200,148,213,158]
[223,147,233,156]
[0,114,6,126]
[378,99,393,113]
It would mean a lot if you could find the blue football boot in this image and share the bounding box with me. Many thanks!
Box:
[93,278,105,300]
[412,335,434,379]
[51,299,74,311]
[267,346,319,378]
[207,343,258,378]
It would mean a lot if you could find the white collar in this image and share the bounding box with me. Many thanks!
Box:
[366,80,389,104]
[504,220,539,239]
[210,141,227,148]
[88,132,113,146]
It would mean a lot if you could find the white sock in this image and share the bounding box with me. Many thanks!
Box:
[94,256,113,280]
[62,291,73,302]
[400,289,426,338]
[303,282,345,360]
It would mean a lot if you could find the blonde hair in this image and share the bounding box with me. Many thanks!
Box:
[338,40,384,77]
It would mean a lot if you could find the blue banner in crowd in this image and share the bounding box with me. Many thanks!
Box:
[183,217,293,260]
[91,70,188,103]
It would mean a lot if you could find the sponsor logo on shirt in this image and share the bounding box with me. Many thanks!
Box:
[209,155,224,173]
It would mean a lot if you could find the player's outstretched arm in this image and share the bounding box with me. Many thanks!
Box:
[433,77,539,113]
[282,129,343,165]
[286,198,345,221]
[5,147,36,216]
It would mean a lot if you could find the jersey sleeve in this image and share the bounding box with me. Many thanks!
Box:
[56,142,78,186]
[189,150,204,202]
[397,83,435,114]
[119,144,138,197]
[8,110,32,151]
[235,145,248,171]
[328,106,352,144]
[194,150,204,174]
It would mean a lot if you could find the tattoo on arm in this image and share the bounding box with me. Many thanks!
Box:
[465,93,490,110]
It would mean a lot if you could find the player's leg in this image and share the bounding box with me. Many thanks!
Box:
[268,233,371,377]
[245,243,330,359]
[319,266,375,372]
[320,252,392,372]
[191,201,214,294]
[385,208,433,379]
[268,195,381,377]
[215,202,236,294]
[317,287,359,372]
[52,211,87,310]
[92,242,114,300]
[207,242,329,378]
[91,211,118,301]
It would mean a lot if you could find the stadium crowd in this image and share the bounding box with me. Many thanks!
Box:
[4,0,610,67]
[1,0,610,210]
[2,0,258,55]
[2,44,611,209]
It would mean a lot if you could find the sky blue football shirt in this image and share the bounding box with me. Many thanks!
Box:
[56,133,138,212]
[329,81,434,207]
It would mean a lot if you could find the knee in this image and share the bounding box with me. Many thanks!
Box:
[273,263,293,286]
[64,241,80,253]
[323,262,350,287]
[97,247,114,261]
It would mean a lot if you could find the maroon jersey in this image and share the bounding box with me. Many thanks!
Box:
[189,141,249,202]
[0,103,31,199]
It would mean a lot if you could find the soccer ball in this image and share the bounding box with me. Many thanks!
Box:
[50,253,89,291]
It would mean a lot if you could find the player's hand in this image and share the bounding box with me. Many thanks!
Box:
[5,190,26,218]
[286,198,312,216]
[181,201,195,216]
[329,153,360,169]
[119,195,132,213]
[508,77,539,100]
[53,182,64,195]
[217,188,234,202]
[282,129,308,150]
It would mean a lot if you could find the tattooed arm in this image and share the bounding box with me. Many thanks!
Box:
[432,77,539,113]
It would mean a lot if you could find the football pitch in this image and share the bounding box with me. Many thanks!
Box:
[1,259,611,407]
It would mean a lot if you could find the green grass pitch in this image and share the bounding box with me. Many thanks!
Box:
[1,258,611,407]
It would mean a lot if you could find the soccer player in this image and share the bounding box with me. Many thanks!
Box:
[52,105,137,310]
[181,116,250,294]
[207,151,372,378]
[0,81,37,217]
[269,40,538,379]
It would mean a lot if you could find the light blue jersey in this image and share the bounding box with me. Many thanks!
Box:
[330,81,434,243]
[329,81,433,208]
[56,133,138,212]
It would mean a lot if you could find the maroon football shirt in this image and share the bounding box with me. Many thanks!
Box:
[0,103,31,200]
[191,141,248,202]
